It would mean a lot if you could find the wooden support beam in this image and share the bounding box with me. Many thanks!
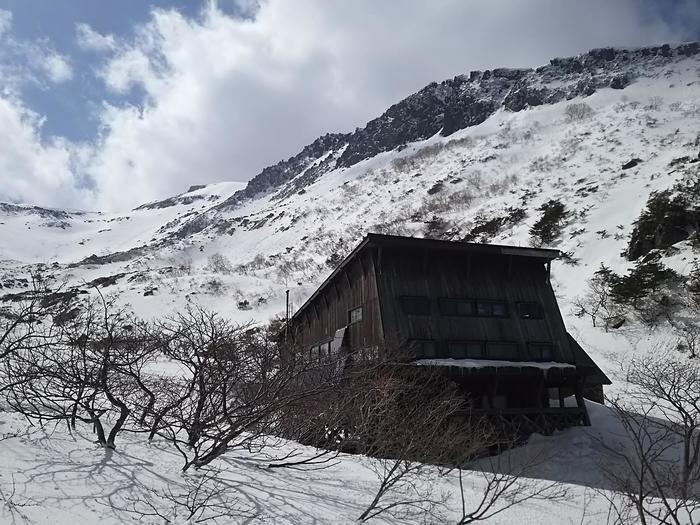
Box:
[574,378,590,426]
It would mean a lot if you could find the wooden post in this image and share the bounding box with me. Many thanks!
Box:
[285,289,290,342]
[575,378,590,426]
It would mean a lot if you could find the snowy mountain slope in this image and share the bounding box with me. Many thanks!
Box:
[2,45,697,336]
[0,43,696,370]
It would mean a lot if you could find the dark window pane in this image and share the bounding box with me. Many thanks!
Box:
[457,301,474,316]
[439,298,457,315]
[486,342,519,360]
[476,302,491,316]
[491,303,508,317]
[448,342,466,358]
[477,301,509,317]
[518,302,543,319]
[448,341,484,358]
[400,296,431,315]
[529,342,554,361]
[466,342,483,358]
[440,298,475,316]
[349,306,363,324]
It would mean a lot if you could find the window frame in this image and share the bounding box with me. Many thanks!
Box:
[439,298,476,317]
[475,300,510,318]
[528,341,555,361]
[484,341,520,360]
[447,340,484,359]
[348,305,363,325]
[517,301,544,320]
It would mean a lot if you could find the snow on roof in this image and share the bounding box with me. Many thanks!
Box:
[414,358,576,371]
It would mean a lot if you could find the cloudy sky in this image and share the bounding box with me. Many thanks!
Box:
[0,0,698,211]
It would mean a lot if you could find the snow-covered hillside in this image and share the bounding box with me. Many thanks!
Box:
[1,42,699,524]
[2,45,698,332]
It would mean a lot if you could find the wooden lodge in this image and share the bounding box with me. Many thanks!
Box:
[288,233,610,432]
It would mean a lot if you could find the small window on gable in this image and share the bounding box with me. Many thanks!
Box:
[400,296,431,315]
[448,341,483,359]
[518,302,543,319]
[485,342,519,360]
[439,298,475,316]
[528,342,554,361]
[349,306,363,324]
[408,339,436,358]
[476,301,509,318]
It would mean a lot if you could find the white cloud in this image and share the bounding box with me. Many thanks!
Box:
[86,0,693,211]
[0,0,698,211]
[76,23,116,52]
[38,51,73,83]
[0,9,12,36]
[0,95,90,209]
[0,15,73,87]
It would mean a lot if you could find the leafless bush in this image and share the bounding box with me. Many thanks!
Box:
[235,253,270,274]
[452,450,568,524]
[573,265,624,330]
[201,278,225,295]
[108,468,248,523]
[564,102,594,122]
[646,96,664,111]
[2,295,158,450]
[601,354,700,524]
[147,307,311,471]
[205,253,233,274]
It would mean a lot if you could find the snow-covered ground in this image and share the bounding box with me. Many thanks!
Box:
[0,401,643,524]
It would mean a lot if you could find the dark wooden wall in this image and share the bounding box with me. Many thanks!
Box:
[292,251,383,352]
[374,246,574,362]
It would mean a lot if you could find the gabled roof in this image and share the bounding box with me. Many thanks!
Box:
[291,233,559,322]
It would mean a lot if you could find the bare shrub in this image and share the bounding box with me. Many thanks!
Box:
[646,96,664,111]
[2,296,157,450]
[205,253,233,274]
[564,102,594,122]
[601,354,700,524]
[108,468,247,523]
[148,307,309,471]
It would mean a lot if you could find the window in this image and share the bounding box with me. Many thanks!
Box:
[447,341,483,359]
[349,306,363,324]
[439,298,475,316]
[485,342,519,360]
[400,296,431,315]
[476,301,509,318]
[408,339,436,358]
[517,302,543,319]
[528,342,554,361]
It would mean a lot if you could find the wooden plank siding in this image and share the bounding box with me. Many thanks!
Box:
[287,234,609,430]
[375,246,574,362]
[292,251,383,352]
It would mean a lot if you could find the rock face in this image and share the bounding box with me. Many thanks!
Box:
[214,42,698,211]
